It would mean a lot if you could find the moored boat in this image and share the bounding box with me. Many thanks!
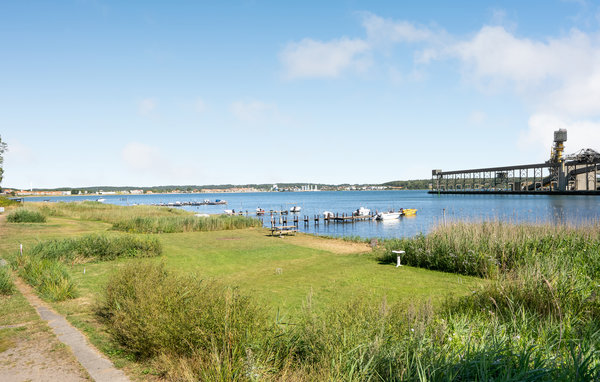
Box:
[374,211,401,220]
[353,207,371,216]
[402,208,418,216]
[290,206,301,213]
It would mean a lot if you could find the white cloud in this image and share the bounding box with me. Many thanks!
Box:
[138,98,157,115]
[362,13,435,44]
[230,100,276,123]
[519,113,600,156]
[280,37,370,79]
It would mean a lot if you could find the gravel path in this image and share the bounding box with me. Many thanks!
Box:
[13,278,130,382]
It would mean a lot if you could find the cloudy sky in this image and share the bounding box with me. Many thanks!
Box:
[2,0,600,188]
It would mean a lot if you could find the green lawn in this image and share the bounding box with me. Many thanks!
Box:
[1,215,482,314]
[0,210,483,379]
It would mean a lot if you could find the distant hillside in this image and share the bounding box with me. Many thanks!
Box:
[382,179,430,190]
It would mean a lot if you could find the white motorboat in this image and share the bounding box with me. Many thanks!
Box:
[323,211,334,218]
[353,207,371,216]
[290,206,301,213]
[256,207,265,215]
[96,198,106,202]
[223,209,234,215]
[374,211,401,221]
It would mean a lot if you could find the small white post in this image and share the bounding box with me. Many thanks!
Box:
[20,243,23,256]
[392,250,405,267]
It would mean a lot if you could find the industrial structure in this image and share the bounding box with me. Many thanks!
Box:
[430,129,600,195]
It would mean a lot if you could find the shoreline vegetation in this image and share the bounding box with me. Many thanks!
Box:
[2,201,600,380]
[2,179,431,196]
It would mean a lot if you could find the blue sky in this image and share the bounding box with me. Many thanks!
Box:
[2,0,600,188]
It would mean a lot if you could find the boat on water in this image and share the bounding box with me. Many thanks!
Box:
[290,206,301,213]
[96,198,106,202]
[323,211,334,218]
[374,211,401,220]
[402,208,418,216]
[353,207,371,216]
[256,207,265,215]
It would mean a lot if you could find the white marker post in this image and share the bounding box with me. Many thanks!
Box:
[392,250,405,267]
[20,243,23,256]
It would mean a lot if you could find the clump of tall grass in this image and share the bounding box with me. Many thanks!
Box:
[112,215,261,234]
[97,262,269,380]
[0,266,15,295]
[0,196,19,207]
[16,255,77,301]
[29,234,162,262]
[36,201,190,223]
[377,221,600,278]
[7,208,46,223]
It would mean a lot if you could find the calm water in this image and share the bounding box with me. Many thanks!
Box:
[25,191,600,239]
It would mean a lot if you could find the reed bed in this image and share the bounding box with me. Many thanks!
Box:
[35,201,189,224]
[16,255,77,301]
[377,221,600,278]
[6,208,46,223]
[30,201,262,233]
[112,215,261,234]
[29,234,162,262]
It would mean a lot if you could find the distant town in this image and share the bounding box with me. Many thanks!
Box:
[2,180,430,197]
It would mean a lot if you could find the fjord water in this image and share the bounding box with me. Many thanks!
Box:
[28,190,600,239]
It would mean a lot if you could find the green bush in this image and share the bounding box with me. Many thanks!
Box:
[7,209,46,223]
[0,196,19,207]
[30,234,162,262]
[112,215,262,234]
[98,262,268,380]
[0,266,15,295]
[17,256,77,301]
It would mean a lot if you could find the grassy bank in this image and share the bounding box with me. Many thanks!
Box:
[9,202,598,380]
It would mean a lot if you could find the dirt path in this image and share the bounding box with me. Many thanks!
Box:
[12,278,129,382]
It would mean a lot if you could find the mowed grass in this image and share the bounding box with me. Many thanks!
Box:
[65,230,478,314]
[0,206,479,315]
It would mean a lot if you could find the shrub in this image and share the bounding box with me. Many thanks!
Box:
[17,256,77,301]
[7,209,46,223]
[29,234,162,262]
[0,266,15,295]
[98,262,268,379]
[0,196,19,207]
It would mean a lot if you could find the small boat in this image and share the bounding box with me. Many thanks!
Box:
[374,211,401,221]
[256,207,265,215]
[353,207,370,216]
[96,198,106,202]
[290,206,301,213]
[223,209,234,215]
[402,208,418,216]
[323,211,334,218]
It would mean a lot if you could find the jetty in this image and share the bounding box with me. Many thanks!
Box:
[430,129,600,195]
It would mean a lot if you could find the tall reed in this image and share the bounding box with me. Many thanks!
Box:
[112,215,261,234]
[29,234,162,262]
[7,208,46,223]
